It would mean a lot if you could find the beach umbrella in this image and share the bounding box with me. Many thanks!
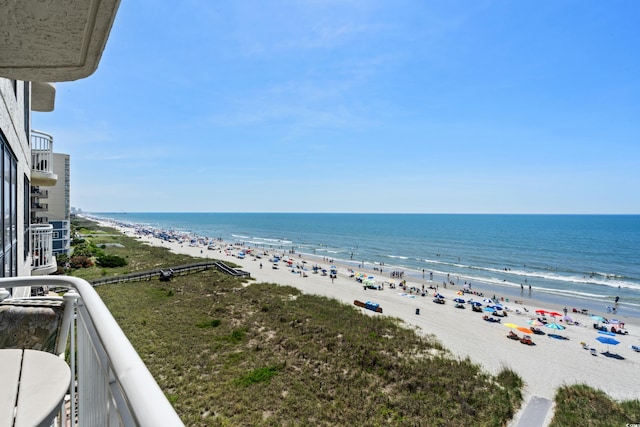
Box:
[596,336,620,352]
[517,326,533,334]
[527,319,544,326]
[591,315,607,323]
[545,323,565,330]
[453,298,465,303]
[535,309,547,315]
[608,319,620,325]
[548,311,563,317]
[562,315,573,323]
[491,305,504,311]
[483,307,496,312]
[598,330,616,337]
[470,301,483,307]
[504,323,519,329]
[434,293,445,299]
[482,298,493,304]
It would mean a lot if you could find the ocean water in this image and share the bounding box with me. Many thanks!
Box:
[91,213,640,318]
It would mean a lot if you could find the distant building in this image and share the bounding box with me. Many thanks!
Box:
[48,153,71,256]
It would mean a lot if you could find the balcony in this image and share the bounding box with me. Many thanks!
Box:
[31,202,49,212]
[0,0,121,82]
[31,188,49,199]
[31,130,58,186]
[31,224,57,275]
[31,82,56,112]
[0,276,184,426]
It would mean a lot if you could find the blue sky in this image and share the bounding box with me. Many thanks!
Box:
[34,1,640,213]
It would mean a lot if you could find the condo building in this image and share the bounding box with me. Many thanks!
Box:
[0,2,183,425]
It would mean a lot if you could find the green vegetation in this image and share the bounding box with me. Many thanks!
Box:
[67,219,200,281]
[551,385,640,427]
[71,218,640,426]
[96,254,128,268]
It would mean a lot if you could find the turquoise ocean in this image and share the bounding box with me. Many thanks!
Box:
[91,213,640,318]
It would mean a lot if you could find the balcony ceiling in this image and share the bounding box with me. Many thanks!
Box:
[0,0,121,82]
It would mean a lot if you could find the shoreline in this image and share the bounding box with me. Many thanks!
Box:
[90,216,640,403]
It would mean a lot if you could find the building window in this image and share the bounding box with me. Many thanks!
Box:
[24,175,30,261]
[0,130,18,277]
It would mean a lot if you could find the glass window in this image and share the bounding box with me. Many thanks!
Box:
[4,150,10,253]
[0,130,18,277]
[24,175,30,260]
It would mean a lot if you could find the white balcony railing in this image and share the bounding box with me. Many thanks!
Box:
[31,224,57,275]
[31,130,58,186]
[0,276,184,426]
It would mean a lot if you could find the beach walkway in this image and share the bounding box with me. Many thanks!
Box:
[511,396,553,427]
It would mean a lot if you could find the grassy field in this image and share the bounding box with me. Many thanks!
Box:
[68,219,640,426]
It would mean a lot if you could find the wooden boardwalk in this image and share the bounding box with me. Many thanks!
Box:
[88,261,250,287]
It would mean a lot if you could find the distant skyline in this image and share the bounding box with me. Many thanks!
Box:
[34,1,639,214]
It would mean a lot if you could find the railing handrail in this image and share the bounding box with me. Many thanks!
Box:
[0,276,184,426]
[31,223,53,231]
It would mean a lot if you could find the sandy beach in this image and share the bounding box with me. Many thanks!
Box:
[98,219,640,418]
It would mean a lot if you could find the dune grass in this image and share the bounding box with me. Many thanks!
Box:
[96,273,523,426]
[551,384,640,427]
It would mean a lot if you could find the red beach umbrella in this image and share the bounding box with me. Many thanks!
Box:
[534,309,547,315]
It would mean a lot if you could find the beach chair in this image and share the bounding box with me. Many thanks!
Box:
[520,335,534,345]
[590,348,597,356]
[0,293,76,357]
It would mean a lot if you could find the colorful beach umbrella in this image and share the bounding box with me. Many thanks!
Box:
[545,323,565,330]
[527,319,544,326]
[517,326,533,334]
[504,323,519,328]
[591,315,607,323]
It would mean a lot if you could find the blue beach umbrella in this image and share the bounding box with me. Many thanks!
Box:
[596,336,620,352]
[596,336,620,345]
[453,298,465,303]
[491,305,504,311]
[470,301,483,307]
[483,307,496,312]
